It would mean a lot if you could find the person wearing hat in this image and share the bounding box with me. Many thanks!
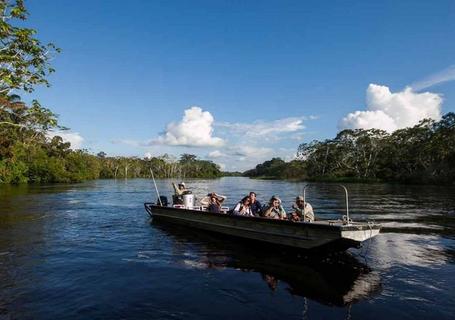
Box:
[292,196,314,222]
[263,195,287,220]
[202,192,226,213]
[172,181,188,196]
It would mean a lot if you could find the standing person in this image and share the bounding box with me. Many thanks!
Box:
[233,196,253,216]
[263,196,286,220]
[249,192,262,217]
[292,196,314,222]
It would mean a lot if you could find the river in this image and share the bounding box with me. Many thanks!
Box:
[1,177,454,319]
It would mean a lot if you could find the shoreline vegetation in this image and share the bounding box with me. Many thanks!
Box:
[1,1,454,186]
[243,114,455,185]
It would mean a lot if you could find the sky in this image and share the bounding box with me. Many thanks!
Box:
[23,0,455,171]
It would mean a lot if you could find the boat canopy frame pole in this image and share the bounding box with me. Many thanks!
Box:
[303,185,308,210]
[302,184,350,224]
[150,168,163,206]
[340,185,350,224]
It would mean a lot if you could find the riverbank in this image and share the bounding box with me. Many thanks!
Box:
[245,175,455,186]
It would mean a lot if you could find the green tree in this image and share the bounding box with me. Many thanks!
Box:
[0,0,60,96]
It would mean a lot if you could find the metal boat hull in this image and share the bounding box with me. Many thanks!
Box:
[144,203,380,252]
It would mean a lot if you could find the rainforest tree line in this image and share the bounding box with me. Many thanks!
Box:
[244,113,455,184]
[0,1,222,183]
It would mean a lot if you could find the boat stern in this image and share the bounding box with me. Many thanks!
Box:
[340,223,381,243]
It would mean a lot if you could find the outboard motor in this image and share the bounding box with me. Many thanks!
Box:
[172,195,183,205]
[157,196,168,206]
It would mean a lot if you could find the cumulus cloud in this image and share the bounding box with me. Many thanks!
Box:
[151,107,224,147]
[218,117,305,139]
[207,150,225,158]
[231,146,274,158]
[411,65,455,91]
[207,146,273,160]
[47,131,84,149]
[339,84,442,132]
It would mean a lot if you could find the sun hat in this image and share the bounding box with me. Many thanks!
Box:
[270,195,281,203]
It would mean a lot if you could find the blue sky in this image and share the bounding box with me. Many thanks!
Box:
[24,0,455,170]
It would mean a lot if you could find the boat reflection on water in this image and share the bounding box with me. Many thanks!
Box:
[152,220,382,307]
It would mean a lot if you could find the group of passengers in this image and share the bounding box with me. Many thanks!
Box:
[232,192,314,222]
[172,182,314,222]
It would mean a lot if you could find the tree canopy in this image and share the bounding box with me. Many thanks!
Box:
[244,114,455,185]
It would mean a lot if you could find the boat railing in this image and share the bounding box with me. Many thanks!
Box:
[172,204,230,214]
[303,184,351,225]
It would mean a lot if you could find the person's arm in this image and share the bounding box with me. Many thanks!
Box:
[304,203,314,222]
[279,206,287,220]
[200,196,210,206]
[215,193,226,203]
[263,206,273,217]
[233,203,242,215]
[172,182,179,194]
[256,201,262,214]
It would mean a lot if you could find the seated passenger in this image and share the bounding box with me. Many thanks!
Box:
[249,192,262,217]
[289,211,301,222]
[207,193,223,213]
[233,196,253,216]
[263,196,287,220]
[200,192,226,210]
[292,196,314,222]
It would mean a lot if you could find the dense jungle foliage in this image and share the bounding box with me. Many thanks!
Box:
[0,1,222,183]
[244,113,455,184]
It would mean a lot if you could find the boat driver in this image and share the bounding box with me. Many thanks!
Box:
[172,181,188,196]
[172,181,190,205]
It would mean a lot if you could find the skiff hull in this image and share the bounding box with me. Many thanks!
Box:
[144,203,380,252]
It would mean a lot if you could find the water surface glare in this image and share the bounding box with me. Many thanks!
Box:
[1,178,454,319]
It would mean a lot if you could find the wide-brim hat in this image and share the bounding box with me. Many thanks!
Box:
[270,195,281,203]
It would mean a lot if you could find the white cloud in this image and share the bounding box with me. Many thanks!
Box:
[47,131,84,149]
[218,117,305,139]
[411,65,455,91]
[207,150,225,158]
[339,84,442,132]
[152,106,224,147]
[231,146,274,158]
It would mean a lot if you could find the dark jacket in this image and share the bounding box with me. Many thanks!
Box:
[250,200,262,217]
